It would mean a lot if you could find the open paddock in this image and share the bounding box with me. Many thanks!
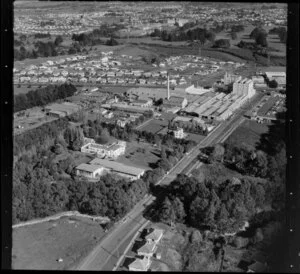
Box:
[12,216,106,270]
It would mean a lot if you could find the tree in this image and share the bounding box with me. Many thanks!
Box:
[159,197,175,225]
[255,32,268,47]
[106,37,119,46]
[213,39,230,48]
[250,27,267,40]
[54,35,63,46]
[95,128,110,144]
[209,144,225,163]
[230,32,237,40]
[172,197,186,222]
[268,79,278,88]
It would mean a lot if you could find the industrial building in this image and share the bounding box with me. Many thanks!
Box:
[232,78,256,98]
[183,91,249,121]
[89,158,145,180]
[265,71,286,86]
[45,102,81,118]
[223,72,242,85]
[162,96,188,109]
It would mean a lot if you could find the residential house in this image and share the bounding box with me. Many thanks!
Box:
[145,228,164,244]
[137,241,157,257]
[81,141,126,159]
[128,256,151,272]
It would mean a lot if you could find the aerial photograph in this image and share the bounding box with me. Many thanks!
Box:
[12,1,289,272]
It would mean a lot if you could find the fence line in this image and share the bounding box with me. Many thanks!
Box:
[12,211,110,229]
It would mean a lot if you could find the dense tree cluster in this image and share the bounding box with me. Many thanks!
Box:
[213,39,231,49]
[151,28,216,44]
[155,174,270,233]
[231,25,245,33]
[14,83,77,112]
[250,27,268,47]
[106,37,119,46]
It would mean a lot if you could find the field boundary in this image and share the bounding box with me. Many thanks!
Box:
[12,211,110,229]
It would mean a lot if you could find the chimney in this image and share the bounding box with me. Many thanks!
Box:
[167,72,170,100]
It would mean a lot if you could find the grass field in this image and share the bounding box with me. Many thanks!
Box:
[12,216,106,270]
[225,119,270,149]
[117,140,160,169]
[138,119,168,135]
[14,85,43,95]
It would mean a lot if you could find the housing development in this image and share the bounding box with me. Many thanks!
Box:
[12,1,290,273]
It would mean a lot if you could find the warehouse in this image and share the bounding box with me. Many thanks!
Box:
[89,158,145,180]
[45,102,81,117]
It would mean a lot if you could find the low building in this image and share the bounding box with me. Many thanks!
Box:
[163,96,188,109]
[137,241,157,257]
[265,71,286,86]
[131,99,153,108]
[81,141,126,159]
[145,228,164,244]
[89,158,145,180]
[75,163,104,179]
[173,127,185,139]
[128,256,151,272]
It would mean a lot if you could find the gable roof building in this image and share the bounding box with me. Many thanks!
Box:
[128,256,151,272]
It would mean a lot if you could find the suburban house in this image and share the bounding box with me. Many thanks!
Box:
[137,241,157,257]
[89,158,145,180]
[247,261,268,273]
[128,256,151,272]
[75,163,104,179]
[145,228,164,244]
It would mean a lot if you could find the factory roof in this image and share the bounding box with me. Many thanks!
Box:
[76,163,103,173]
[89,158,145,176]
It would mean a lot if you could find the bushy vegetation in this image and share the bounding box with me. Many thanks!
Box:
[152,112,286,233]
[212,39,230,49]
[14,83,77,112]
[13,110,196,225]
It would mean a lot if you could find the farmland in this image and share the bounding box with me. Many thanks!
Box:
[12,216,106,270]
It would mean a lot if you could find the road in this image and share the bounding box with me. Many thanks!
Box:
[75,93,263,271]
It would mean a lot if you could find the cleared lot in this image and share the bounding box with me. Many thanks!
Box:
[12,216,106,270]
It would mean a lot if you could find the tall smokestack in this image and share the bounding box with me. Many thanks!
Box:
[167,72,170,100]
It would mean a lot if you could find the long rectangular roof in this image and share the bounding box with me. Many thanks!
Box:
[76,163,103,173]
[89,158,145,176]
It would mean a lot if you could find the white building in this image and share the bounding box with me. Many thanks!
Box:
[128,256,151,272]
[89,158,145,180]
[265,71,286,86]
[233,78,256,98]
[81,140,126,159]
[173,127,185,139]
[75,163,104,179]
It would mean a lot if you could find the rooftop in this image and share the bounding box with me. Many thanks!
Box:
[76,163,103,173]
[89,158,145,176]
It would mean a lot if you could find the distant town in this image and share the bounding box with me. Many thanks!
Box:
[12,1,288,273]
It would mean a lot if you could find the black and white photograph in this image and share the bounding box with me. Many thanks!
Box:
[4,0,299,272]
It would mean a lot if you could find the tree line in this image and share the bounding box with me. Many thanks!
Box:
[14,83,77,112]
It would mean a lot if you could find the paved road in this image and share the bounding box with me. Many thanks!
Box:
[75,93,263,271]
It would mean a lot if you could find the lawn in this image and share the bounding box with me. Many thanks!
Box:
[12,216,105,270]
[138,120,166,135]
[117,140,160,170]
[14,85,45,95]
[225,119,270,149]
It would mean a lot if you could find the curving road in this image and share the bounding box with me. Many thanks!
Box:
[75,93,263,271]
